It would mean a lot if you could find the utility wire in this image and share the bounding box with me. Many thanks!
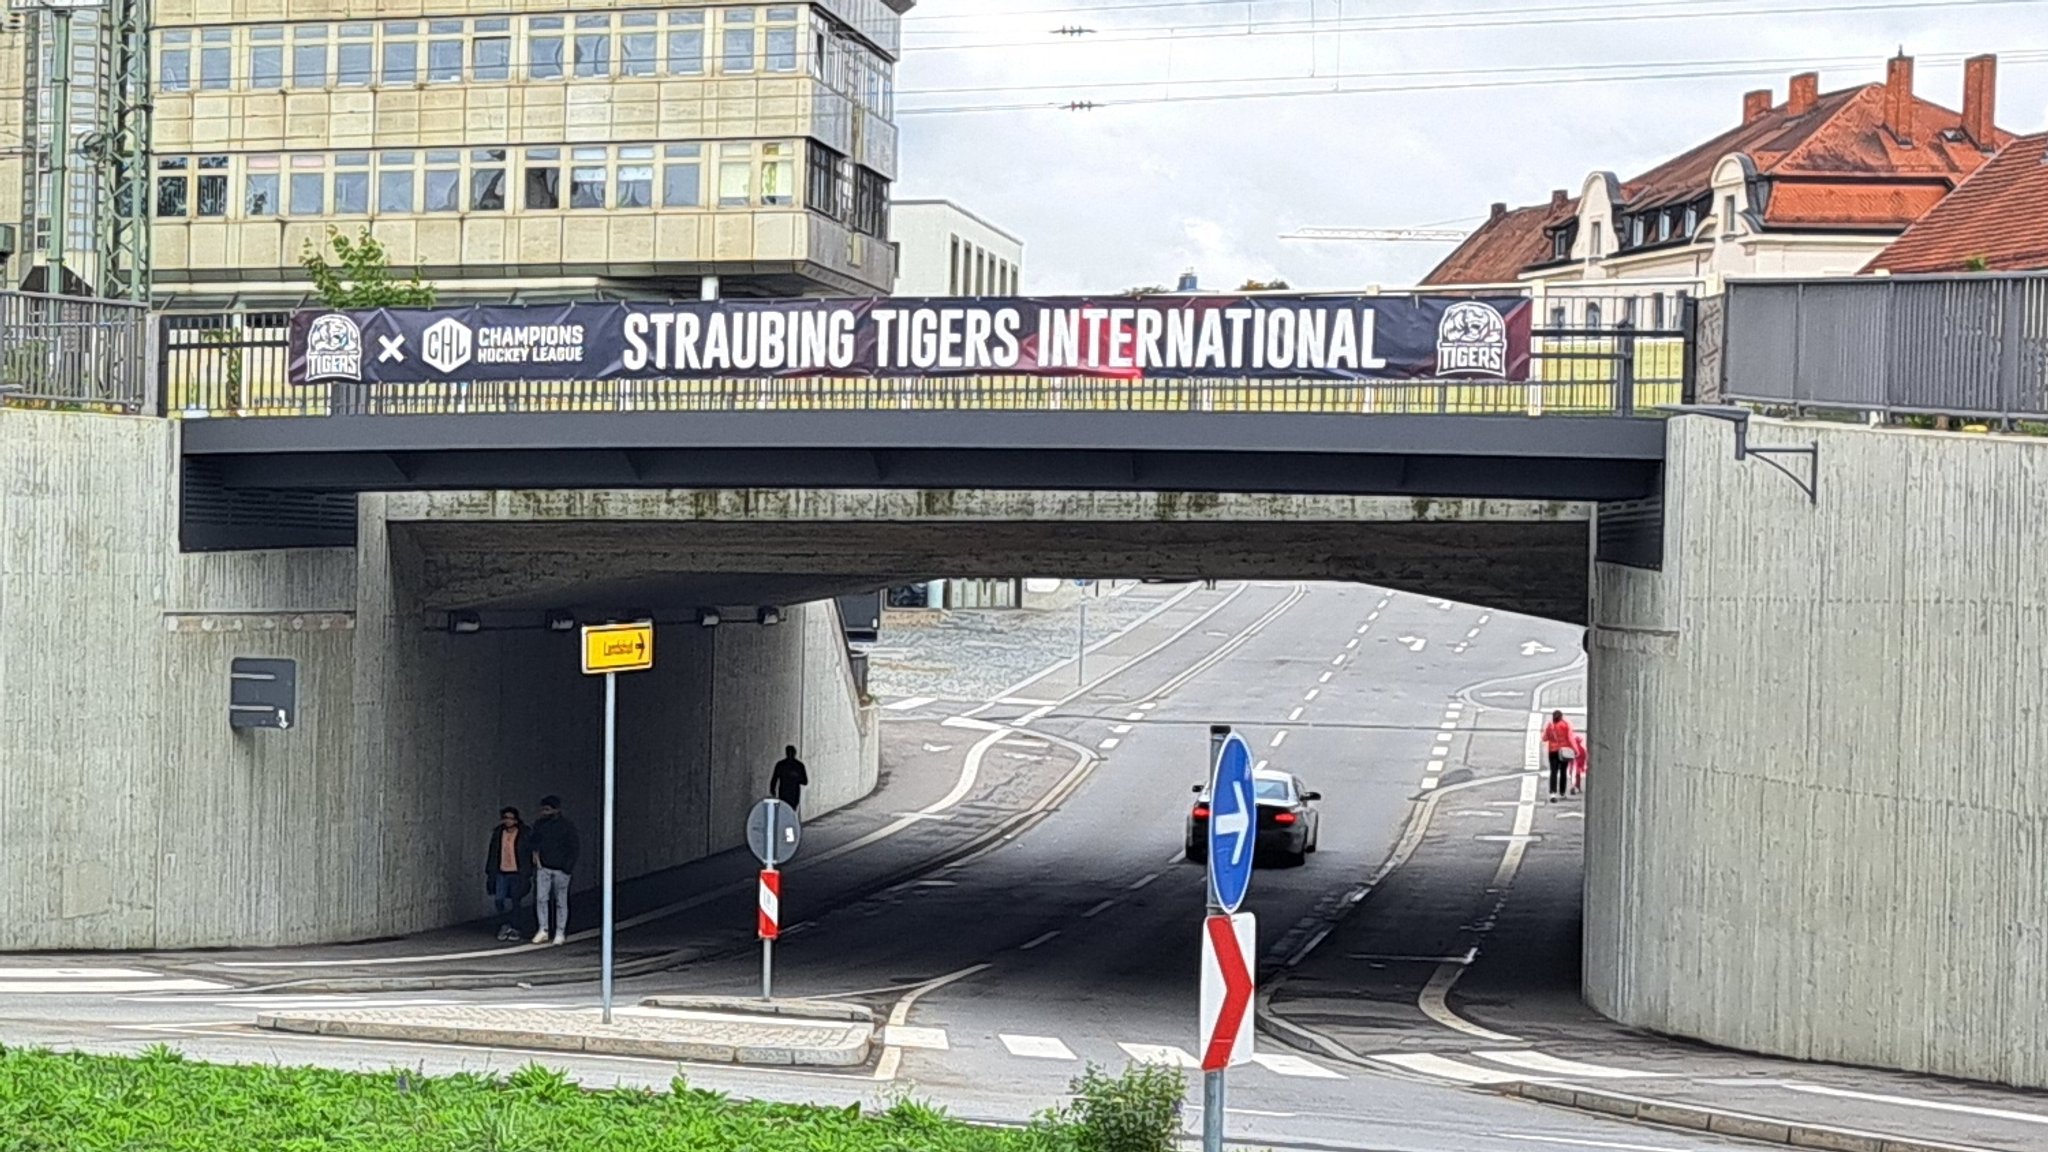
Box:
[899,0,2043,52]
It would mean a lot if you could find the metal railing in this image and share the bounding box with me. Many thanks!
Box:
[161,295,1694,419]
[0,291,153,413]
[1720,274,2048,424]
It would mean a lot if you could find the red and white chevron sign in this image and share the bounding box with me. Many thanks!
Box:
[1199,912,1256,1071]
[758,869,781,940]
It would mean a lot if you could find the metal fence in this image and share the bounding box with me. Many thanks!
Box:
[1720,274,2048,423]
[0,291,153,413]
[161,295,1695,419]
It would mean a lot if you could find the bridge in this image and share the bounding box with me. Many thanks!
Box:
[1,275,2045,1096]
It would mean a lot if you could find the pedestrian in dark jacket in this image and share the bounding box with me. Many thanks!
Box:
[770,746,808,813]
[529,796,580,945]
[484,808,532,941]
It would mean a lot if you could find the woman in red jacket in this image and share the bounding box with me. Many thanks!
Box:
[1542,710,1575,801]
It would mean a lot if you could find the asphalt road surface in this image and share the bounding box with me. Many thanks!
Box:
[0,582,1768,1152]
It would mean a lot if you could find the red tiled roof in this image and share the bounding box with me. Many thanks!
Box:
[1420,196,1577,286]
[1762,181,1952,229]
[1866,134,2048,273]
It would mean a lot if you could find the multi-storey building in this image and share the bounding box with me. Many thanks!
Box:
[889,198,1022,296]
[3,0,909,305]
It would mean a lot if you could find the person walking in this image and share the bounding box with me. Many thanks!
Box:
[1542,710,1576,802]
[529,795,580,946]
[769,746,808,813]
[1569,731,1590,795]
[483,807,532,942]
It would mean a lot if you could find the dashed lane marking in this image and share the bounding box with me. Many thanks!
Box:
[1250,1053,1347,1080]
[1365,1052,1523,1084]
[1119,1043,1201,1069]
[883,696,936,711]
[1303,689,1319,702]
[1318,672,1333,684]
[1270,731,1288,747]
[1112,724,1132,735]
[1128,872,1161,890]
[1288,706,1304,721]
[1082,899,1117,918]
[883,1026,950,1051]
[1098,737,1120,750]
[1019,931,1060,950]
[1330,655,1346,667]
[1001,1034,1076,1061]
[1473,1050,1669,1079]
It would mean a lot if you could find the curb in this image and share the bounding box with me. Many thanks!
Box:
[232,948,705,995]
[1497,1082,2001,1152]
[255,1009,872,1068]
[640,995,873,1024]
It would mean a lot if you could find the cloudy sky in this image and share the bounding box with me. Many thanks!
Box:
[890,0,2048,292]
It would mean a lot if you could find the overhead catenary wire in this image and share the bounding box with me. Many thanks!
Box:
[898,0,2046,52]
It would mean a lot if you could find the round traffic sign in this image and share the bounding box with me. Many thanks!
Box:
[1206,732,1257,914]
[747,798,802,867]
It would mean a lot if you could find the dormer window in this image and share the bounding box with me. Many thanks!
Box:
[1630,216,1646,248]
[1551,229,1570,261]
[1683,203,1700,237]
[1658,211,1673,241]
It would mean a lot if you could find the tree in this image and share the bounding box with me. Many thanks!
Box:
[1122,284,1169,297]
[1239,278,1290,291]
[300,226,438,309]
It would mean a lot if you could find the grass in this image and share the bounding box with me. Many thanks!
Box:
[0,1046,1187,1152]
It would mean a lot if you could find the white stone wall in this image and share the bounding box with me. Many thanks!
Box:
[890,199,1024,296]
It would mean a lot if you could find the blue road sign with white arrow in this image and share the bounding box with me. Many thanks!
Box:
[1207,731,1256,914]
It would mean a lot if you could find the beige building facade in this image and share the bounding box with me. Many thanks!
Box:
[5,0,909,305]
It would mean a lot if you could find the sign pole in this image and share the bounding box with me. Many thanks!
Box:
[1204,724,1229,1152]
[762,803,776,1000]
[600,669,618,1024]
[1078,598,1088,683]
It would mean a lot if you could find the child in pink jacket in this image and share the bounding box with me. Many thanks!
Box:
[1569,733,1589,794]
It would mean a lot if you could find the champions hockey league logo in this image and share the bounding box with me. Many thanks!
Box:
[1435,301,1509,377]
[303,314,364,383]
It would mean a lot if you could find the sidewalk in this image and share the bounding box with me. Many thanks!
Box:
[1262,691,2048,1152]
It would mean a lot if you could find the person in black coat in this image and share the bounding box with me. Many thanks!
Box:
[484,807,532,941]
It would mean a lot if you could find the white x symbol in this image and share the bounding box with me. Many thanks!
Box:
[378,334,407,363]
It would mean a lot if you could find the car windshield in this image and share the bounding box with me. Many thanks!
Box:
[1254,778,1292,802]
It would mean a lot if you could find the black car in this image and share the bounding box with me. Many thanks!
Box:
[1185,770,1321,867]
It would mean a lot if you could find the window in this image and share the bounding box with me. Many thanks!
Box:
[525,149,561,209]
[1550,228,1569,262]
[766,7,799,72]
[574,14,611,77]
[427,20,464,82]
[1652,293,1668,330]
[246,155,280,214]
[155,157,189,217]
[668,11,705,74]
[806,141,845,220]
[1253,778,1293,802]
[1629,215,1645,248]
[760,142,794,206]
[1722,194,1738,235]
[469,149,507,211]
[948,237,959,294]
[378,152,416,212]
[334,153,371,213]
[529,17,565,80]
[383,23,419,85]
[250,27,285,89]
[289,155,326,216]
[616,146,654,208]
[1658,211,1673,242]
[717,143,751,206]
[338,24,374,86]
[1585,301,1604,329]
[722,9,756,73]
[199,29,232,90]
[851,165,886,237]
[196,156,229,216]
[1684,203,1699,238]
[292,25,328,88]
[662,144,702,207]
[621,12,658,75]
[159,30,192,92]
[1588,221,1603,259]
[1549,304,1567,328]
[473,18,512,82]
[424,151,461,212]
[570,147,608,208]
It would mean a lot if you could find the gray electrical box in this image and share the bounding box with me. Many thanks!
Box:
[229,657,297,730]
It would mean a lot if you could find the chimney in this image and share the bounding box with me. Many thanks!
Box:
[1550,188,1569,208]
[1962,54,1996,147]
[1884,53,1915,145]
[1490,202,1508,221]
[1743,89,1773,124]
[1788,72,1819,116]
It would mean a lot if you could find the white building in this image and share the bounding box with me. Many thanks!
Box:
[889,198,1022,296]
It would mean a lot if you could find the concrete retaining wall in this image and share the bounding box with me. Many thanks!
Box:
[0,409,876,950]
[1587,415,2048,1087]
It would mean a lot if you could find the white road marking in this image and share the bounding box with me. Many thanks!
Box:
[1166,850,1188,864]
[883,696,936,711]
[1098,737,1120,750]
[1129,872,1162,890]
[998,697,1057,707]
[875,963,990,1082]
[0,978,229,994]
[1367,611,1380,621]
[1318,672,1333,684]
[1019,930,1061,950]
[1466,628,1481,639]
[923,742,957,753]
[1250,1053,1346,1079]
[941,715,1006,732]
[1445,702,1462,713]
[1125,712,1145,721]
[1398,636,1427,652]
[1345,638,1359,650]
[1255,759,1269,771]
[1433,745,1449,756]
[1421,779,1439,790]
[1520,641,1556,656]
[1083,899,1117,918]
[1498,1136,1693,1152]
[1330,654,1345,666]
[1119,1043,1201,1069]
[0,967,191,980]
[1477,614,1491,624]
[1777,1082,2048,1125]
[1427,760,1445,773]
[1558,811,1585,820]
[1473,1050,1668,1079]
[1303,689,1319,702]
[1288,706,1304,721]
[1270,730,1288,747]
[1112,724,1132,734]
[1230,1108,1300,1118]
[1001,1034,1076,1061]
[1139,702,1158,710]
[1439,720,1457,730]
[1356,623,1370,634]
[1366,1052,1523,1083]
[883,1026,950,1050]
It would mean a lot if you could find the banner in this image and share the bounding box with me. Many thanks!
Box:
[291,295,1532,386]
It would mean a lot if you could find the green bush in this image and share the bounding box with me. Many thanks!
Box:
[1034,1062,1187,1152]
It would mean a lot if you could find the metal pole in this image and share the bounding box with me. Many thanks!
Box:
[761,803,776,1000]
[47,10,74,281]
[600,671,618,1024]
[1203,723,1229,1152]
[1077,598,1087,684]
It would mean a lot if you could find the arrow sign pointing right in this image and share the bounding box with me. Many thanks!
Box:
[1200,912,1256,1071]
[1215,780,1251,868]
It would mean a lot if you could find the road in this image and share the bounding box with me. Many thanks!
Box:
[0,583,1768,1150]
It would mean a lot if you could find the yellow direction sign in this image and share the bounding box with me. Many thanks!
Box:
[581,621,654,675]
